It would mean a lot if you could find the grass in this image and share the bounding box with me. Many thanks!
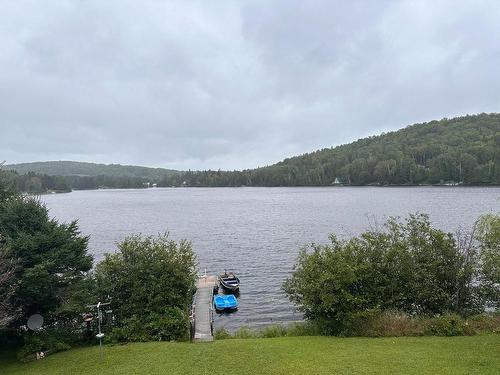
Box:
[1,335,499,375]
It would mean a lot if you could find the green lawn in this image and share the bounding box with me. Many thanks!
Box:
[1,335,499,375]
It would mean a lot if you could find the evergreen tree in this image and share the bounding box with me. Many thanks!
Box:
[0,193,93,327]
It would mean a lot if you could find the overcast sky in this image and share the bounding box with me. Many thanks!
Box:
[1,0,499,170]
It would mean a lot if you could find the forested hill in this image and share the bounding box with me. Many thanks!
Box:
[165,113,499,186]
[6,161,178,179]
[4,113,500,191]
[4,161,179,192]
[267,113,500,186]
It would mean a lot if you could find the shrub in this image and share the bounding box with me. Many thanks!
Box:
[94,233,197,342]
[0,196,93,328]
[424,314,467,336]
[475,214,500,309]
[283,214,496,334]
[108,309,190,343]
[467,313,500,334]
[17,329,75,361]
[0,178,93,359]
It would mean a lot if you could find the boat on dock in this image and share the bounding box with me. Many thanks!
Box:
[218,271,240,292]
[213,294,238,311]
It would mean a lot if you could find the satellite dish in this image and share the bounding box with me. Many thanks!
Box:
[27,314,44,331]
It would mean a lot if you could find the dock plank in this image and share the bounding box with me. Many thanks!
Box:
[193,276,217,342]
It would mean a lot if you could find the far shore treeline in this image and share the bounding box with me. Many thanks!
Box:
[5,113,500,193]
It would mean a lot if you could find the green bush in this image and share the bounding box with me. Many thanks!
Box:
[17,330,73,361]
[475,214,500,309]
[94,233,197,342]
[425,314,467,336]
[108,309,190,343]
[147,308,189,341]
[108,315,151,343]
[0,174,94,360]
[283,214,498,334]
[0,195,93,328]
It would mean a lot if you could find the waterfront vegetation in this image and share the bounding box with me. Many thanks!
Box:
[93,234,197,342]
[0,172,196,359]
[0,173,93,358]
[0,168,499,366]
[214,313,500,340]
[5,113,500,193]
[1,335,499,375]
[283,213,500,335]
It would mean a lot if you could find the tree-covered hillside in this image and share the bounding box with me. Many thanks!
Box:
[6,161,178,180]
[159,113,499,186]
[269,113,500,186]
[4,161,179,192]
[4,113,500,189]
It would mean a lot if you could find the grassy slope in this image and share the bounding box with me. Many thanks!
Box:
[1,335,499,375]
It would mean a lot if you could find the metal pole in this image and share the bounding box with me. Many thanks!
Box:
[98,302,103,361]
[87,301,110,362]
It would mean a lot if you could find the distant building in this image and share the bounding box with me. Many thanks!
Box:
[332,177,343,186]
[152,183,157,188]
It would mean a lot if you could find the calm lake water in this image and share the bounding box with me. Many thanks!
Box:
[41,187,499,331]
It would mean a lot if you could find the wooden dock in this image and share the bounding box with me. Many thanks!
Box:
[191,275,217,342]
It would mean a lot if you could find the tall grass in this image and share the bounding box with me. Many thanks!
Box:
[214,313,500,340]
[348,311,500,337]
[215,322,325,340]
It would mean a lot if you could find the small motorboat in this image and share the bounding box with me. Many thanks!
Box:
[214,294,238,311]
[218,271,240,292]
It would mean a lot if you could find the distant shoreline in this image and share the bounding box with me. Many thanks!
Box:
[36,184,500,194]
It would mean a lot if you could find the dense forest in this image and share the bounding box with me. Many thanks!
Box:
[7,161,178,179]
[4,113,500,192]
[4,161,179,193]
[164,113,499,186]
[10,172,148,193]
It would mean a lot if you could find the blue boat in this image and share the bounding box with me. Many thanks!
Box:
[214,294,238,311]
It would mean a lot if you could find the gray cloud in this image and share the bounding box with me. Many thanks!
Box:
[1,0,499,170]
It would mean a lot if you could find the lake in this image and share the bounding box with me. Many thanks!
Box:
[41,186,500,331]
